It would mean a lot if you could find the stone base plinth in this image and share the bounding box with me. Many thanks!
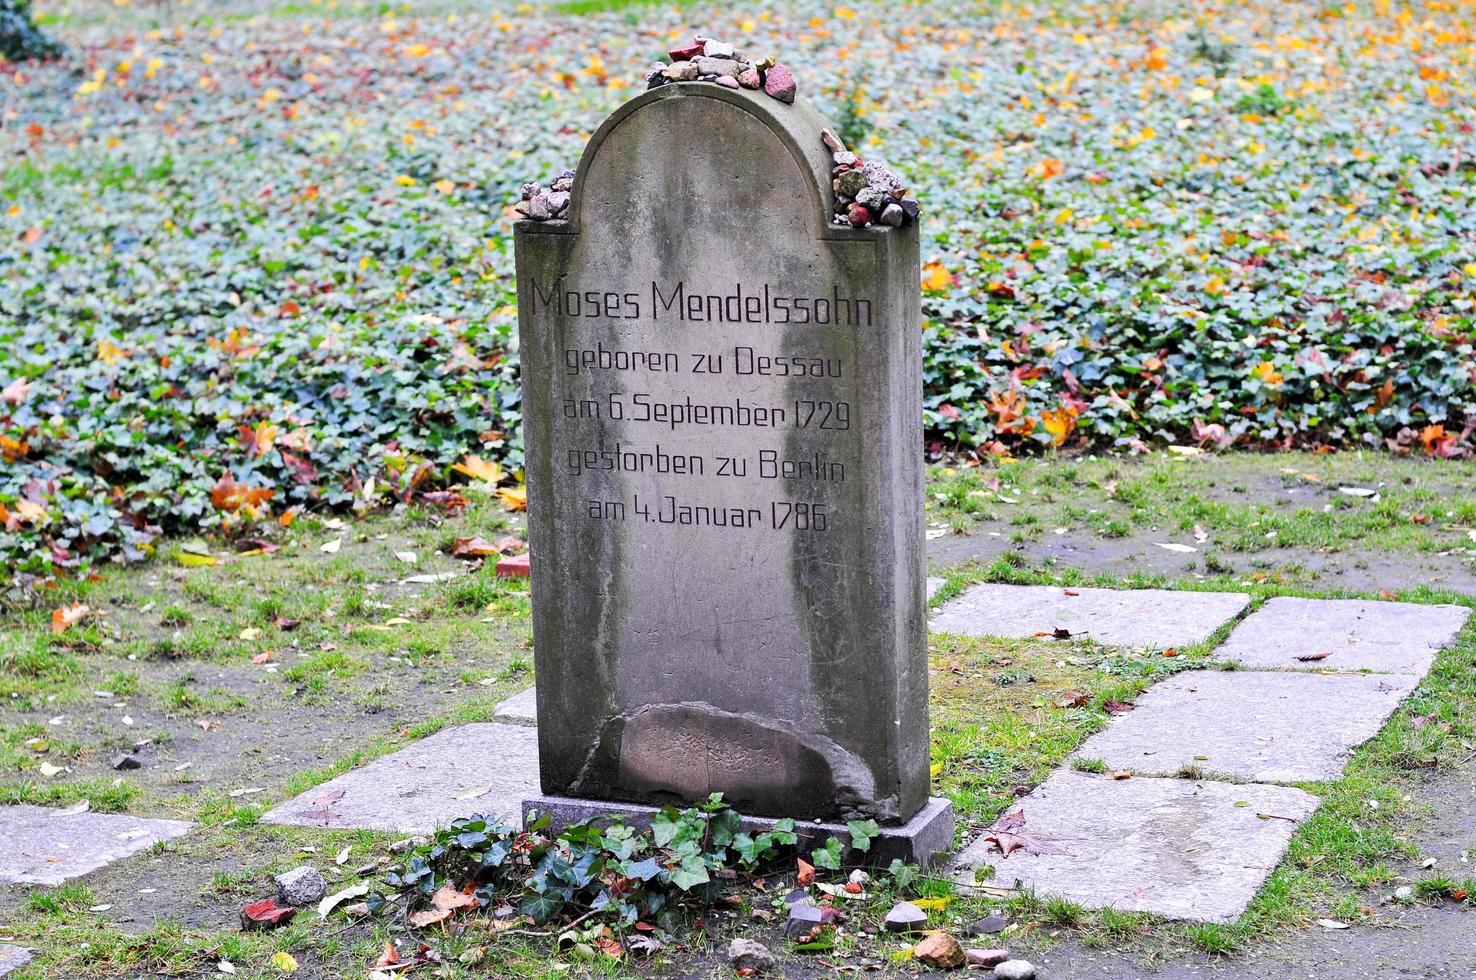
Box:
[522,795,955,868]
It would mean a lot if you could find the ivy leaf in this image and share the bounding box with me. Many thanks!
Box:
[846,819,881,854]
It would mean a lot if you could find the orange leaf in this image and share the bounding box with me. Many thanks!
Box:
[211,473,275,517]
[496,485,528,512]
[451,454,504,484]
[921,259,952,293]
[51,603,90,635]
[796,858,815,886]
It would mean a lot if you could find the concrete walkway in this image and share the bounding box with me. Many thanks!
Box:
[937,585,1469,923]
[1,584,1467,935]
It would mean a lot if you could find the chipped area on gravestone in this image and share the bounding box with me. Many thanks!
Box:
[1072,669,1419,783]
[953,770,1319,923]
[930,584,1250,648]
[1216,596,1470,677]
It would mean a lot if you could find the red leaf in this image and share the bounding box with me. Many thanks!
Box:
[241,899,297,930]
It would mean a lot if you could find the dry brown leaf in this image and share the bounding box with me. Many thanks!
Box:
[51,603,90,635]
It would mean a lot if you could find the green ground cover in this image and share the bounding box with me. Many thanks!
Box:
[1,455,1472,977]
[4,0,1476,586]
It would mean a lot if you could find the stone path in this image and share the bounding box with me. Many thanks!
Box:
[930,584,1250,648]
[262,723,539,833]
[0,805,194,886]
[938,586,1470,923]
[1072,670,1418,782]
[1216,596,1470,675]
[0,945,32,977]
[953,770,1320,924]
[2,583,1466,938]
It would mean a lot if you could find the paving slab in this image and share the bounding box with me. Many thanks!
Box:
[494,686,538,724]
[926,576,944,600]
[930,584,1250,648]
[0,805,195,886]
[1072,669,1418,783]
[0,945,32,977]
[1217,596,1470,677]
[261,723,539,833]
[952,769,1319,923]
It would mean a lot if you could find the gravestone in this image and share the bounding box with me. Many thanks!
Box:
[515,82,951,860]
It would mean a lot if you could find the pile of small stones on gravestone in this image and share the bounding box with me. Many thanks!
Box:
[515,36,921,231]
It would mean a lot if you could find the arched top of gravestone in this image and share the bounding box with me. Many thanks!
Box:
[552,84,877,242]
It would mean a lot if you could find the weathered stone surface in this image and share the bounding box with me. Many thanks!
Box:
[763,63,797,103]
[837,168,867,197]
[727,937,776,972]
[953,770,1319,923]
[1217,596,1470,677]
[692,56,740,78]
[262,723,539,832]
[1072,669,1418,782]
[965,948,1009,968]
[912,932,966,969]
[275,865,327,906]
[786,902,826,938]
[993,961,1036,980]
[884,900,928,932]
[878,203,905,227]
[737,66,761,89]
[662,61,699,82]
[0,945,32,977]
[926,576,945,600]
[523,795,956,868]
[931,584,1250,648]
[0,805,195,886]
[494,685,538,724]
[702,39,736,59]
[515,85,932,824]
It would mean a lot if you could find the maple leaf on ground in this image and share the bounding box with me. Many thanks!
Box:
[451,454,504,485]
[419,490,469,511]
[452,535,521,557]
[983,809,1069,859]
[51,602,89,635]
[496,485,528,512]
[431,884,477,912]
[211,472,276,517]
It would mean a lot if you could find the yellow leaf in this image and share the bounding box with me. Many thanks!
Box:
[912,897,953,910]
[98,339,126,365]
[1252,361,1284,387]
[178,553,218,567]
[497,485,528,512]
[270,952,298,973]
[394,175,418,187]
[452,455,503,484]
[833,5,856,18]
[402,43,431,57]
[1203,275,1226,295]
[1035,156,1064,180]
[1040,407,1077,447]
[921,259,951,293]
